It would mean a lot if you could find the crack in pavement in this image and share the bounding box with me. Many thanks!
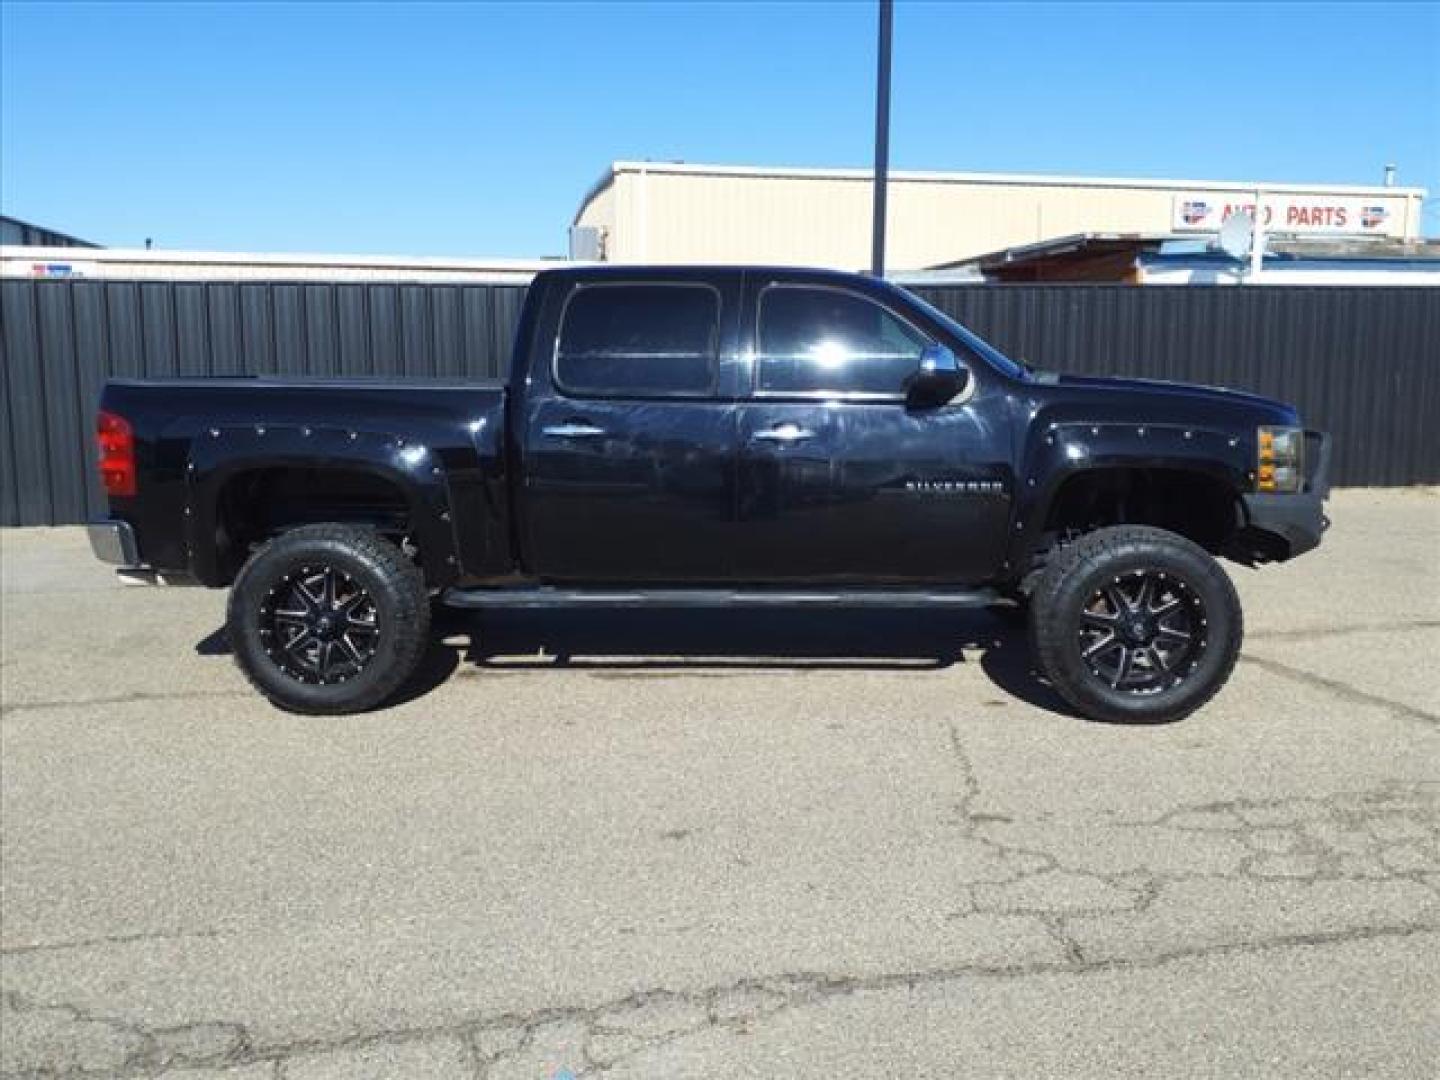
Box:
[4,623,1436,1075]
[5,924,1438,1080]
[3,766,1437,1077]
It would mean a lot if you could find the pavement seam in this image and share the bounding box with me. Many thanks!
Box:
[0,690,252,717]
[1238,653,1439,725]
[1,929,226,959]
[1246,618,1440,642]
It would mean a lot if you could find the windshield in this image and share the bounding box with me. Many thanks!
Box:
[903,292,1028,380]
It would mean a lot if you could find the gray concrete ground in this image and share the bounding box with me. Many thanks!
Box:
[2,488,1438,1079]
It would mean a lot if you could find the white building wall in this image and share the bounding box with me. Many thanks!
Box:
[573,162,1426,271]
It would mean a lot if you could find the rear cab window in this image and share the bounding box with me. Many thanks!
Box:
[555,283,720,398]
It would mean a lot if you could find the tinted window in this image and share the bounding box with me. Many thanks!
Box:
[757,287,928,396]
[556,284,719,396]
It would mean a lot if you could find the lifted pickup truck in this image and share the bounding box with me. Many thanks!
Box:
[91,266,1329,722]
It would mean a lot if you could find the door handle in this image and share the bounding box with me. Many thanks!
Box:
[751,423,815,443]
[542,423,607,438]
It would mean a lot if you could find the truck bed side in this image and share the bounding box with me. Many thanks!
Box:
[99,377,510,587]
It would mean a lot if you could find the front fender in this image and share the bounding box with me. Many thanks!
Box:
[1007,421,1252,571]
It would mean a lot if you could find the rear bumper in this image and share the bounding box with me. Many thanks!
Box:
[87,519,140,566]
[1237,430,1331,561]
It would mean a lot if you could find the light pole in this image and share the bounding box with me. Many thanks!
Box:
[871,0,893,277]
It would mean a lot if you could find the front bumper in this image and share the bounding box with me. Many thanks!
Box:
[87,519,140,566]
[1238,430,1331,560]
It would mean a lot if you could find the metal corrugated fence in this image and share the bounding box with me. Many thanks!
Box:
[1,279,1436,526]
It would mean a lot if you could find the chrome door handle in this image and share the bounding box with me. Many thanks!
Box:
[542,423,607,438]
[751,423,815,443]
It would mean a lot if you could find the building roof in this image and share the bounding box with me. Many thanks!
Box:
[0,214,100,249]
[0,245,569,283]
[574,160,1428,223]
[918,232,1440,284]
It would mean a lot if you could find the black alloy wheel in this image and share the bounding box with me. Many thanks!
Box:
[1076,570,1206,694]
[228,524,429,714]
[259,564,382,685]
[1029,525,1242,725]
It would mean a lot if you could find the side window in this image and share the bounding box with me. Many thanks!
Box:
[757,286,929,396]
[556,284,719,397]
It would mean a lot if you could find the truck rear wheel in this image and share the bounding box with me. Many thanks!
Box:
[227,524,430,714]
[1029,525,1242,724]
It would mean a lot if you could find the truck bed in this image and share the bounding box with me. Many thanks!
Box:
[99,375,511,586]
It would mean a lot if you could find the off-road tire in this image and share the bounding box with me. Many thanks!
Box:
[228,524,430,714]
[1029,525,1242,724]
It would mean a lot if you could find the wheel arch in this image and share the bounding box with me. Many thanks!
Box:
[185,425,460,587]
[1009,421,1252,576]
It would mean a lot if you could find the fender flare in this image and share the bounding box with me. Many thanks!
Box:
[183,422,460,586]
[1005,421,1251,572]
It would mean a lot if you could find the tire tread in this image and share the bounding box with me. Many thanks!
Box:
[1029,525,1242,724]
[227,524,430,714]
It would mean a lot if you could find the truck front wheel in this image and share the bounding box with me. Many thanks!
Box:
[227,524,430,714]
[1029,525,1242,724]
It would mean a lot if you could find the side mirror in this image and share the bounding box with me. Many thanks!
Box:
[905,344,971,408]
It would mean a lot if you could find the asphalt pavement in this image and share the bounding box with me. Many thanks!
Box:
[2,488,1438,1078]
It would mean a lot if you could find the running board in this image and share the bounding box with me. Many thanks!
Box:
[441,586,1003,611]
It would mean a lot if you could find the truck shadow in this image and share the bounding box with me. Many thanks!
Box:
[427,606,1079,718]
[197,608,1078,718]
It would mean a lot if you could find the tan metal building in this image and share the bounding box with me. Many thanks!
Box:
[571,161,1428,272]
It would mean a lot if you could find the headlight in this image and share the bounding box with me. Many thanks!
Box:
[1257,426,1304,492]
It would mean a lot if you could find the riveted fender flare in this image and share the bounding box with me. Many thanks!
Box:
[183,423,460,586]
[1005,421,1252,572]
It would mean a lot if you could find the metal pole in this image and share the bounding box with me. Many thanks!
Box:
[1249,187,1264,282]
[871,0,893,277]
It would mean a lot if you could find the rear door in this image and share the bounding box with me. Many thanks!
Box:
[732,276,1012,585]
[519,274,742,583]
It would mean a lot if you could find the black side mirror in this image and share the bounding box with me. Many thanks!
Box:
[905,344,971,408]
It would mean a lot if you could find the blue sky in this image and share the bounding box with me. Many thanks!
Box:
[3,1,1437,255]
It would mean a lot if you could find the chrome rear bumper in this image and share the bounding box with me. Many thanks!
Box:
[87,519,140,566]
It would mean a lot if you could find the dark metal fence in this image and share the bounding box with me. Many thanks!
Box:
[2,278,1436,526]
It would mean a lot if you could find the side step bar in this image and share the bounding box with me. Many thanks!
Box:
[442,586,1003,611]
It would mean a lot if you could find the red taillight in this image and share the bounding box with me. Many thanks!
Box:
[97,410,136,498]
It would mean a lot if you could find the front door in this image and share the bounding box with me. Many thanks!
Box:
[732,280,1012,585]
[520,277,741,583]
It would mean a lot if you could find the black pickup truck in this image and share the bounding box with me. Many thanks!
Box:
[90,266,1329,722]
